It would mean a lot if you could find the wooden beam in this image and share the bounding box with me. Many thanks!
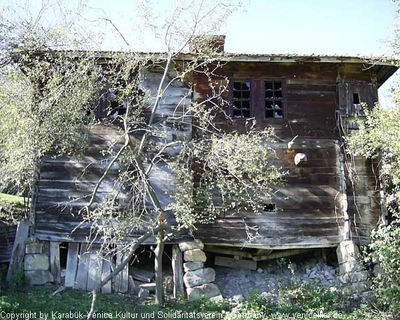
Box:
[203,245,253,259]
[252,249,313,261]
[254,249,273,257]
[130,267,154,283]
[49,242,61,284]
[203,241,339,250]
[214,256,257,270]
[172,244,185,299]
[65,243,79,288]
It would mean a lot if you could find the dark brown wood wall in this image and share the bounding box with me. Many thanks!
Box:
[194,62,341,139]
[33,60,386,249]
[192,61,382,249]
[193,139,344,249]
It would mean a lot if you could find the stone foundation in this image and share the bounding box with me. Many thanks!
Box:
[179,240,222,301]
[336,240,369,292]
[23,238,54,285]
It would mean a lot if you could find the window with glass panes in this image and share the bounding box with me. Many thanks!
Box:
[264,81,283,119]
[232,81,251,119]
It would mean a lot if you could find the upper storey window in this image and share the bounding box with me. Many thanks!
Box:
[232,81,251,119]
[264,81,283,119]
[230,79,285,120]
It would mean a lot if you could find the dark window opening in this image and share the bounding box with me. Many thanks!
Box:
[265,81,284,119]
[263,203,276,212]
[60,242,68,269]
[232,81,251,119]
[353,93,360,104]
[352,92,364,115]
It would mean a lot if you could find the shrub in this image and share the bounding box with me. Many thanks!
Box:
[369,216,400,317]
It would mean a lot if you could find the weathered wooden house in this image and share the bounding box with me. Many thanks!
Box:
[8,37,398,296]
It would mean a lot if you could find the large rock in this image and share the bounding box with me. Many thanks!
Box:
[184,262,204,272]
[25,270,54,285]
[184,268,215,288]
[24,254,50,271]
[183,249,207,262]
[186,283,221,300]
[25,242,43,254]
[179,240,204,252]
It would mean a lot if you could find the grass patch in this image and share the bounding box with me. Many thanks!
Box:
[0,283,393,320]
[0,192,27,224]
[0,193,25,206]
[0,285,229,319]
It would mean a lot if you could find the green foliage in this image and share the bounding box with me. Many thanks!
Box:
[224,282,373,320]
[0,193,26,224]
[368,218,400,317]
[0,51,101,193]
[346,105,400,187]
[346,103,400,317]
[169,126,282,230]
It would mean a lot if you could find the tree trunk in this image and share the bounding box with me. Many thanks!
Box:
[154,231,165,305]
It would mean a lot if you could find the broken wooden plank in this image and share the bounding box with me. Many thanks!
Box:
[75,244,90,290]
[139,283,156,292]
[65,243,79,288]
[128,275,136,294]
[130,267,155,283]
[172,244,185,299]
[6,220,30,282]
[50,242,61,284]
[214,256,257,270]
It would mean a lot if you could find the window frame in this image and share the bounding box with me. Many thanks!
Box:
[229,78,287,121]
[262,79,286,120]
[230,79,253,119]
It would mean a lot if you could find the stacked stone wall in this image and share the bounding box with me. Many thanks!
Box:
[178,239,222,301]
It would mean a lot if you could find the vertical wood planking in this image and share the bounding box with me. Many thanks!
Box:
[172,244,185,298]
[49,242,61,284]
[65,243,79,288]
[101,259,112,294]
[87,245,102,291]
[114,249,129,293]
[75,243,89,290]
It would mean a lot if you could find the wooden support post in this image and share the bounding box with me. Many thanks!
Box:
[65,243,79,288]
[154,235,165,305]
[6,220,30,282]
[50,242,61,284]
[172,244,185,299]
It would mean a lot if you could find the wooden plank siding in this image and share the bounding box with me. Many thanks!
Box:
[192,60,385,249]
[34,68,192,244]
[194,139,345,248]
[32,58,394,250]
